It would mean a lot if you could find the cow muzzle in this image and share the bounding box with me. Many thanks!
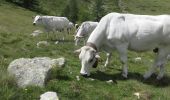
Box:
[33,23,36,25]
[80,73,89,78]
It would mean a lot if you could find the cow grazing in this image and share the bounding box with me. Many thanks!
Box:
[74,21,98,46]
[75,12,170,80]
[33,15,69,40]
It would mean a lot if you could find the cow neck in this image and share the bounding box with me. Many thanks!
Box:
[86,42,98,51]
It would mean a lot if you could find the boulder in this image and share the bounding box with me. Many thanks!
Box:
[36,41,49,48]
[40,91,59,100]
[31,30,43,37]
[8,57,65,88]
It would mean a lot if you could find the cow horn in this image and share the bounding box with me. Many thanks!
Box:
[74,49,81,54]
[95,53,101,59]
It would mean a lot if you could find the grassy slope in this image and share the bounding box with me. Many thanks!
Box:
[0,2,38,33]
[124,0,170,15]
[0,1,170,100]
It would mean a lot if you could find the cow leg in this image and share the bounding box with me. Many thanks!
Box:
[116,44,128,78]
[45,29,49,39]
[144,47,168,80]
[104,53,112,67]
[63,28,66,41]
[63,37,65,41]
[156,48,169,80]
[143,60,157,79]
[157,64,165,80]
[75,38,79,46]
[46,32,49,40]
[83,38,86,45]
[52,31,55,40]
[45,28,50,40]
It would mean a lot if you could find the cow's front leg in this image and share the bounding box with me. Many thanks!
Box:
[46,32,49,40]
[75,37,79,46]
[120,53,128,78]
[104,53,112,67]
[83,38,87,46]
[117,44,128,78]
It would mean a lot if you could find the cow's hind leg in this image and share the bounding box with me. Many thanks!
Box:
[116,44,128,78]
[156,47,169,80]
[144,47,169,80]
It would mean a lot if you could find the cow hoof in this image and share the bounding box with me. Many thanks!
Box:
[156,75,163,80]
[122,73,128,78]
[143,74,150,80]
[80,74,90,78]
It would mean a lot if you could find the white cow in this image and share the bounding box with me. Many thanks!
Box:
[75,12,170,80]
[74,21,98,46]
[33,15,69,40]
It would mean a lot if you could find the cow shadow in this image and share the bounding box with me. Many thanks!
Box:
[89,70,170,87]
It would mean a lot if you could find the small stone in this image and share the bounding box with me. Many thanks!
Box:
[106,80,113,83]
[31,30,43,37]
[40,91,59,100]
[76,76,80,81]
[134,57,142,62]
[134,92,140,99]
[54,41,59,45]
[89,78,95,81]
[37,41,49,48]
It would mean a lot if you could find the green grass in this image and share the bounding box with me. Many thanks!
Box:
[1,1,170,100]
[124,0,170,15]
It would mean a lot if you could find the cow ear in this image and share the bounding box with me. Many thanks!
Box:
[74,48,81,54]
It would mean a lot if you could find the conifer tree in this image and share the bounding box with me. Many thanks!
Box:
[91,0,105,21]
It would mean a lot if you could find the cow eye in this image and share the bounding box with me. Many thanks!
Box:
[38,18,42,21]
[89,53,95,63]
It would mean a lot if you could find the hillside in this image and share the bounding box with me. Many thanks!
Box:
[0,1,38,34]
[38,0,170,16]
[0,0,170,100]
[123,0,170,14]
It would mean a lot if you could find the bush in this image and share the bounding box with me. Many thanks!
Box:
[6,0,39,11]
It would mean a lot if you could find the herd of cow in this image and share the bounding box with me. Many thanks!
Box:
[33,12,170,80]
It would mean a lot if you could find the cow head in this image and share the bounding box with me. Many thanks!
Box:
[75,45,100,77]
[74,35,84,46]
[33,15,42,25]
[74,25,86,46]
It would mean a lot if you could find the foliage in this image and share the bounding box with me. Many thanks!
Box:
[91,0,106,21]
[5,0,40,11]
[62,0,78,23]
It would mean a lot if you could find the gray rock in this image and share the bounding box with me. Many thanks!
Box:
[36,41,49,48]
[31,30,43,37]
[40,91,59,100]
[52,57,65,67]
[8,57,65,88]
